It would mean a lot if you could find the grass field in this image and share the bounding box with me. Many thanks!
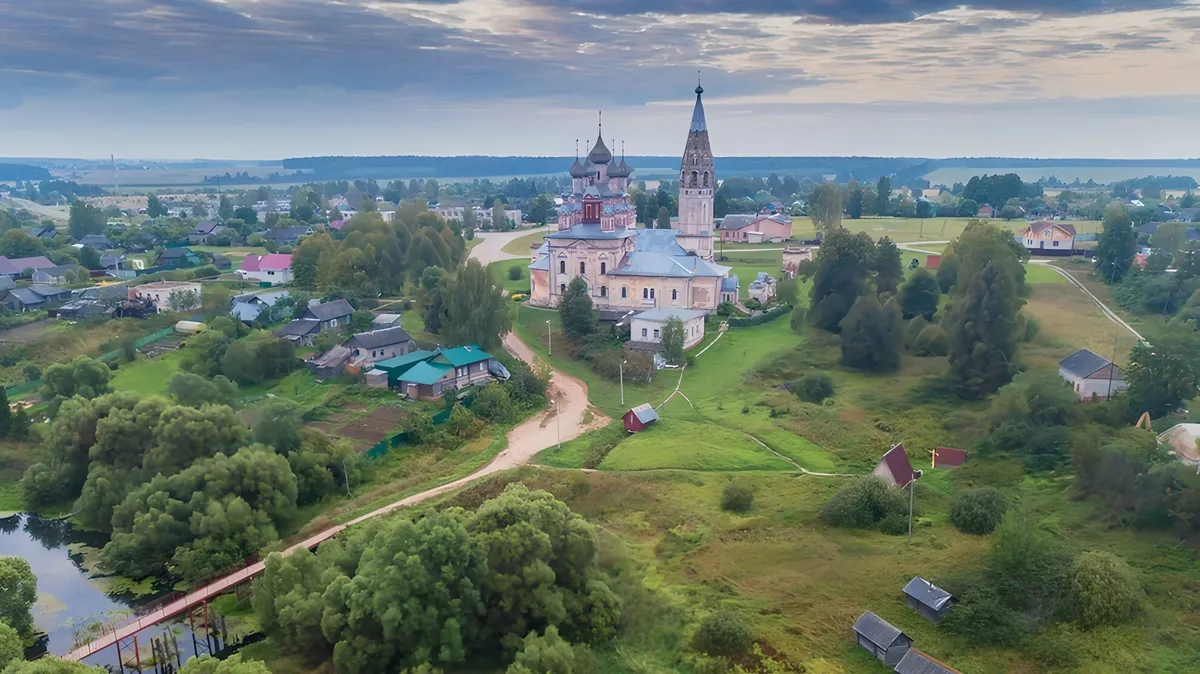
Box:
[489,260,530,294]
[500,229,549,256]
[783,216,1102,244]
[924,165,1200,185]
[599,418,795,472]
[190,245,269,262]
[109,351,183,396]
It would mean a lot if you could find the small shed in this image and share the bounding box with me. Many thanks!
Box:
[364,368,389,389]
[623,404,659,433]
[174,320,207,335]
[872,444,918,488]
[902,577,957,623]
[893,649,962,674]
[852,611,912,667]
[925,254,941,270]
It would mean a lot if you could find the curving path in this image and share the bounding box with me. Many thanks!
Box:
[64,235,592,662]
[470,226,547,265]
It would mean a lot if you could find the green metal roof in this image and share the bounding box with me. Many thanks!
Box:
[397,361,453,386]
[375,349,436,373]
[431,345,493,367]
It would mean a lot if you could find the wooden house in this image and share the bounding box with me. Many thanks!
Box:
[903,577,957,623]
[375,345,506,400]
[852,611,912,667]
[623,404,659,433]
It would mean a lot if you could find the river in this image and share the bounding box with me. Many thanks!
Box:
[0,513,226,671]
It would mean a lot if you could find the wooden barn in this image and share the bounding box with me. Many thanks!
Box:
[623,404,659,433]
[903,577,957,623]
[852,611,912,667]
[894,649,962,674]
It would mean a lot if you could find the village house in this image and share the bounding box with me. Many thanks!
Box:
[1058,348,1127,401]
[274,319,322,346]
[623,404,659,433]
[976,205,997,218]
[238,253,293,285]
[2,284,72,311]
[262,225,313,246]
[300,299,353,329]
[308,345,352,381]
[131,280,202,313]
[851,611,912,667]
[155,247,202,268]
[873,443,919,488]
[372,313,403,329]
[343,326,415,366]
[1021,220,1076,255]
[26,226,56,240]
[717,213,793,243]
[76,234,114,250]
[32,264,88,286]
[902,577,957,623]
[0,255,56,277]
[373,345,507,400]
[188,221,221,245]
[893,650,962,674]
[628,308,707,350]
[229,289,290,324]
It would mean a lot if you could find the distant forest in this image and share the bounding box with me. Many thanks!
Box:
[0,163,52,181]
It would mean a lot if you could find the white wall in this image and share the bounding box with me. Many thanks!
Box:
[630,315,705,349]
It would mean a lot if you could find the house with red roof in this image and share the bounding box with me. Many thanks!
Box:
[1021,220,1076,256]
[238,254,293,285]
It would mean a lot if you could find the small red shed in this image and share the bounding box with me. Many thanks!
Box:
[623,403,659,433]
[925,254,941,270]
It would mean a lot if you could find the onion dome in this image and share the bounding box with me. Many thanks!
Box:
[569,159,586,178]
[587,133,612,165]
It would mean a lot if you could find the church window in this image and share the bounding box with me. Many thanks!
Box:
[672,289,678,301]
[690,171,698,187]
[643,288,648,299]
[600,286,607,297]
[650,288,656,299]
[600,262,606,275]
[621,287,627,298]
[559,260,565,273]
[560,284,566,294]
[703,172,710,187]
[580,261,586,275]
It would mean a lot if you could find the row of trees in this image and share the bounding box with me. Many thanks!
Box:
[251,484,620,673]
[418,260,512,351]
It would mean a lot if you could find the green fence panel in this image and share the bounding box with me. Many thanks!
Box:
[5,380,40,398]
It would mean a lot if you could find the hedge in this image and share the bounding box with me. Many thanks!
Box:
[727,304,791,328]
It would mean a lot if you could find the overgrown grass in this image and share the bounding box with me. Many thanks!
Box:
[599,418,795,472]
[109,351,184,396]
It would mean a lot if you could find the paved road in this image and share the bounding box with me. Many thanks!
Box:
[470,226,547,265]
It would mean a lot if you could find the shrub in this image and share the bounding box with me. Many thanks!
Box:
[877,512,909,536]
[818,476,908,530]
[1068,551,1142,628]
[507,265,523,281]
[720,482,754,513]
[472,383,517,423]
[949,487,1007,534]
[792,373,834,404]
[789,305,806,333]
[693,610,754,658]
[912,324,948,357]
[904,315,930,349]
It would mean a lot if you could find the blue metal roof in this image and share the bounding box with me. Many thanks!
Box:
[629,403,659,424]
[721,274,739,292]
[546,224,638,240]
[903,577,955,611]
[529,255,549,271]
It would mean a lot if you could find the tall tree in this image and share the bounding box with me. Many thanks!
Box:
[558,277,596,342]
[808,181,843,233]
[491,199,507,231]
[808,229,876,332]
[837,295,903,372]
[0,557,38,637]
[661,316,686,364]
[1095,204,1137,284]
[945,261,1023,399]
[68,200,105,239]
[845,182,864,219]
[872,237,903,296]
[218,195,234,220]
[440,260,511,350]
[875,176,892,216]
[146,193,168,218]
[897,268,941,320]
[527,195,555,225]
[1124,325,1200,418]
[656,206,671,229]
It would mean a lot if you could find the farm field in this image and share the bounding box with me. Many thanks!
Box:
[923,165,1200,185]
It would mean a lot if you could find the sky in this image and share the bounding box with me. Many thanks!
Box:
[3,0,1200,160]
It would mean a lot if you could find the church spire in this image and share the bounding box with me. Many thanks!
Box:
[690,76,707,133]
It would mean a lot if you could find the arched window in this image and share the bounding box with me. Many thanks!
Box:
[600,286,607,297]
[642,288,648,299]
[559,284,566,294]
[672,289,678,301]
[621,286,627,298]
[703,172,710,187]
[690,171,698,187]
[559,260,565,273]
[650,288,656,299]
[600,262,606,275]
[580,261,586,275]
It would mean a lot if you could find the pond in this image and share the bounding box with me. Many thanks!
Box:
[0,513,230,671]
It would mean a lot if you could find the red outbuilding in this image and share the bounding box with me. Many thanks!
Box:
[623,403,660,433]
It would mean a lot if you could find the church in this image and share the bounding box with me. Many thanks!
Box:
[528,84,738,314]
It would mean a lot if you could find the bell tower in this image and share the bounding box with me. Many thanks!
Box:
[676,80,715,261]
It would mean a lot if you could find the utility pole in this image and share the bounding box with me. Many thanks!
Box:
[620,359,627,407]
[907,469,923,544]
[546,320,552,355]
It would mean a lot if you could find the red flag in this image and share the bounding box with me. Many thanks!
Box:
[932,446,967,469]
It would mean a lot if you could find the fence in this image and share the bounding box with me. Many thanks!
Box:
[727,304,791,328]
[7,326,178,399]
[364,391,478,460]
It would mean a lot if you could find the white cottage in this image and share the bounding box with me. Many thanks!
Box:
[629,308,707,350]
[1058,348,1127,401]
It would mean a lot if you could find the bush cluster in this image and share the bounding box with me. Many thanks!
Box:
[791,373,834,404]
[727,304,790,328]
[693,610,754,658]
[949,487,1007,535]
[720,481,754,513]
[818,476,908,532]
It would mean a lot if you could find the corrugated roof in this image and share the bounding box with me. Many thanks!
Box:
[529,255,549,271]
[852,611,906,649]
[634,308,708,322]
[375,349,437,372]
[398,361,453,385]
[546,224,638,240]
[894,650,961,674]
[275,319,321,337]
[1058,348,1114,378]
[347,326,412,350]
[0,255,56,275]
[629,403,659,424]
[433,345,493,367]
[305,299,354,322]
[6,288,45,305]
[903,577,955,611]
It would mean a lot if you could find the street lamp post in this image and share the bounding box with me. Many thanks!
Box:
[546,320,552,355]
[620,359,627,406]
[907,469,924,544]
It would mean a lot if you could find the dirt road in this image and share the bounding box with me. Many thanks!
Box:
[470,226,547,265]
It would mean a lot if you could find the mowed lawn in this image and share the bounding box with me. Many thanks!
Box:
[500,229,550,256]
[190,245,269,263]
[599,418,795,472]
[110,351,183,396]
